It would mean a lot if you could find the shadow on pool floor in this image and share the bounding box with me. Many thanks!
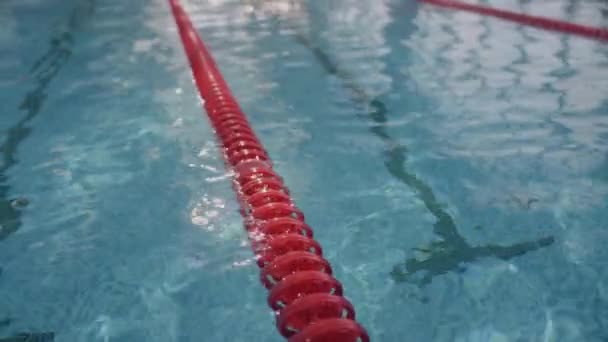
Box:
[292,33,555,288]
[0,333,54,342]
[0,0,96,243]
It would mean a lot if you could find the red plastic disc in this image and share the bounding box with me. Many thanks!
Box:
[288,318,369,342]
[240,177,288,197]
[255,234,322,267]
[228,147,269,166]
[251,202,304,221]
[277,293,354,338]
[261,251,331,289]
[223,132,260,149]
[250,217,312,237]
[267,271,342,311]
[246,190,292,209]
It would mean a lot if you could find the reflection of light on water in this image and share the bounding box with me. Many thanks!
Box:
[197,142,217,158]
[322,0,393,95]
[406,2,608,225]
[188,163,219,173]
[411,3,608,143]
[542,309,555,342]
[190,193,245,248]
[171,117,183,127]
[190,196,226,229]
[204,173,233,183]
[243,0,304,18]
[178,0,310,107]
[132,38,159,53]
[232,258,255,268]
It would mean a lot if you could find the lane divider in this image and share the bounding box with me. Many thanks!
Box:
[167,0,369,341]
[421,0,608,42]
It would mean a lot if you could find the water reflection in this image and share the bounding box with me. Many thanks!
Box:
[0,0,96,242]
[290,1,556,286]
[243,0,304,18]
[0,3,94,337]
[409,0,608,244]
[182,0,309,106]
[411,0,608,153]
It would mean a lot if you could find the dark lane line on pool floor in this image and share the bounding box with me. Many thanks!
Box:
[0,332,55,342]
[293,34,555,287]
[0,1,95,339]
[0,0,95,243]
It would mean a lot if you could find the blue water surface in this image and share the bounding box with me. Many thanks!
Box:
[1,0,607,341]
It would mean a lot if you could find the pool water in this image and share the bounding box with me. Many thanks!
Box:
[1,0,607,341]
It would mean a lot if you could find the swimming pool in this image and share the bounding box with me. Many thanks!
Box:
[1,0,607,340]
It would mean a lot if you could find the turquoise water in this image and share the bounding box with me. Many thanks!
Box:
[1,0,607,341]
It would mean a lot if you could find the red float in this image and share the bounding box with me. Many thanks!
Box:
[421,0,608,42]
[168,0,369,341]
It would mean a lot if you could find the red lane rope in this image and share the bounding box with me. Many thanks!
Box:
[421,0,608,42]
[167,0,369,341]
